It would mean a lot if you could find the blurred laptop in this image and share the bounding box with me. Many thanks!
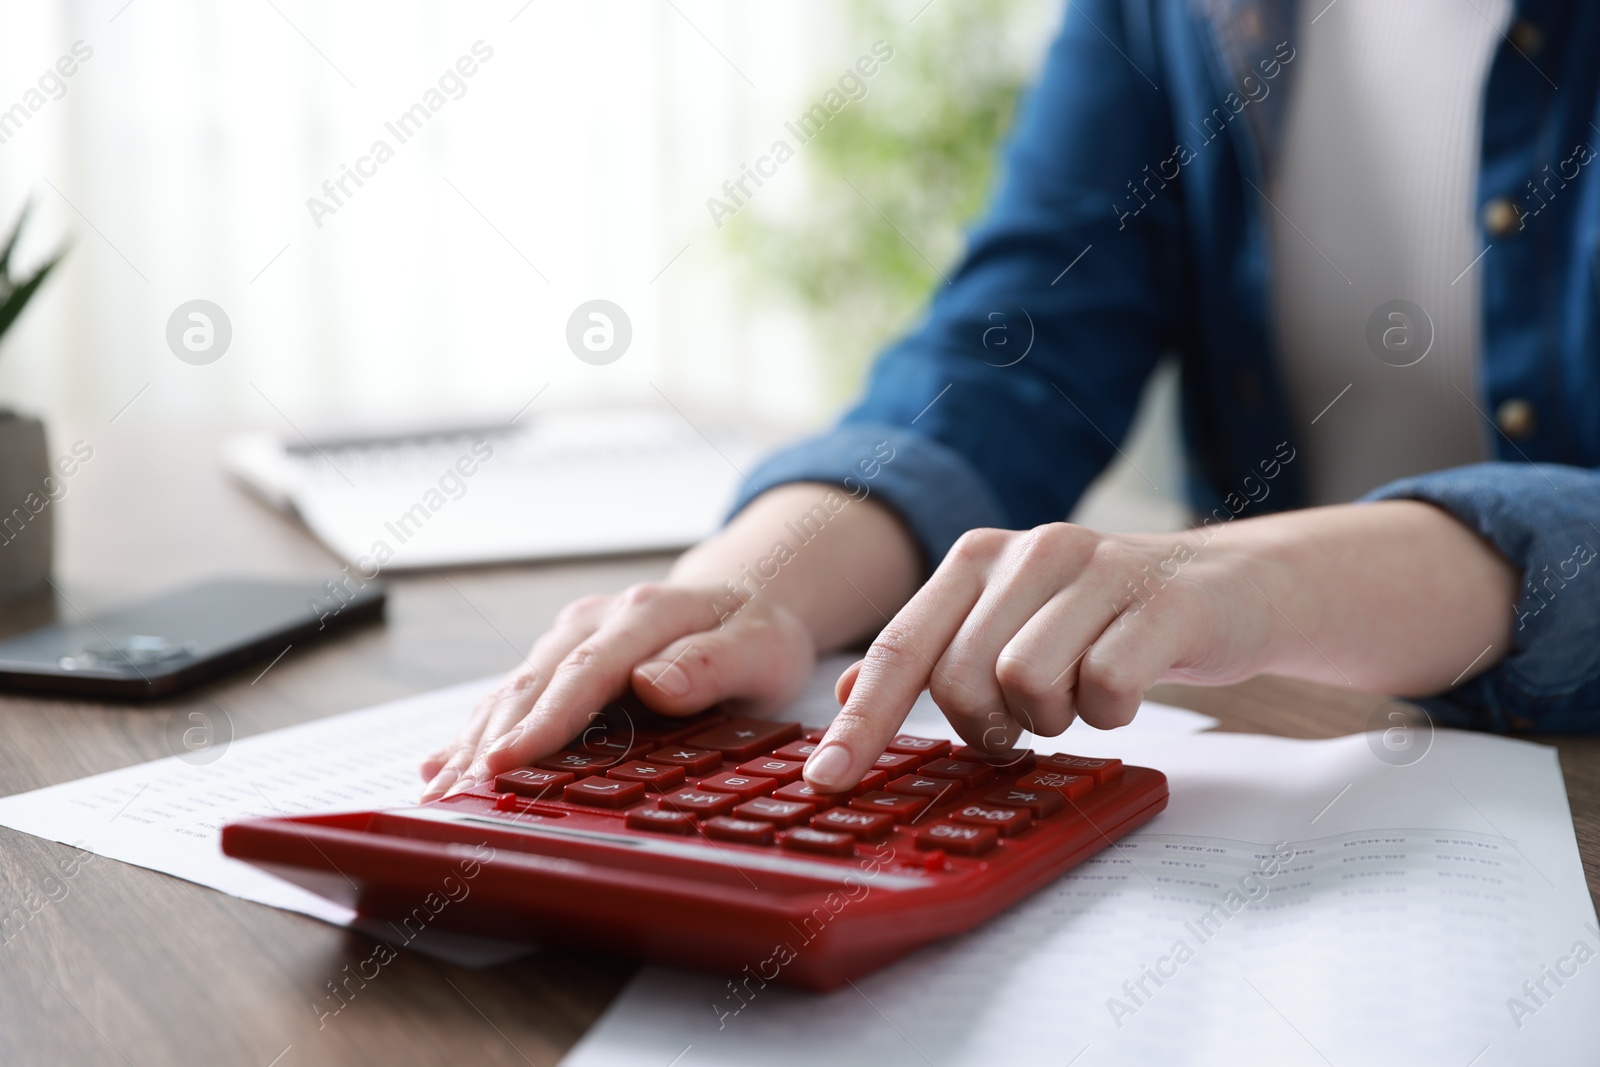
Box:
[222,407,761,570]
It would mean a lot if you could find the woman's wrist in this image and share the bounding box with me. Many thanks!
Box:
[665,482,922,654]
[1197,501,1518,694]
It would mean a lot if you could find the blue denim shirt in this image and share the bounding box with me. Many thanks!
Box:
[731,0,1600,733]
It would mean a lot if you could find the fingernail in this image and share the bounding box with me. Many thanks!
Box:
[422,768,457,800]
[486,728,523,756]
[805,744,853,789]
[445,769,481,797]
[642,660,690,698]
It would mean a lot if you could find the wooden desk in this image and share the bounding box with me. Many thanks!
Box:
[1,425,1595,1066]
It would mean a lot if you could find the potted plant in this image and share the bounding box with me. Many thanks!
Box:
[0,201,67,600]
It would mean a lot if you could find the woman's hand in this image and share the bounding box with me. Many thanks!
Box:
[417,480,924,802]
[419,583,817,801]
[802,502,1518,792]
[801,522,1279,790]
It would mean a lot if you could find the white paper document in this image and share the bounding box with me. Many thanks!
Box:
[0,676,535,964]
[0,660,1213,964]
[563,728,1600,1067]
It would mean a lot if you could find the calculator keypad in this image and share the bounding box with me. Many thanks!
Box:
[475,714,1120,869]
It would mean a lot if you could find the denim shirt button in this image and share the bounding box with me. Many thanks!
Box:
[1482,197,1520,238]
[1494,398,1537,439]
[1510,21,1543,57]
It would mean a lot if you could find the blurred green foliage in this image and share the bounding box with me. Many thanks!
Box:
[726,0,1045,403]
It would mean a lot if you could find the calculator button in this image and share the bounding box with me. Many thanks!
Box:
[885,734,951,758]
[493,768,575,798]
[918,758,996,787]
[697,772,777,799]
[535,752,617,777]
[915,821,999,856]
[606,762,686,792]
[849,770,890,795]
[848,791,929,821]
[771,781,845,810]
[660,789,739,816]
[811,808,894,840]
[779,827,855,856]
[563,778,647,809]
[984,786,1065,818]
[1038,754,1123,784]
[735,757,806,783]
[574,735,655,760]
[647,747,723,775]
[733,797,815,828]
[951,803,1032,837]
[886,775,962,802]
[683,719,803,761]
[871,752,923,776]
[626,807,695,834]
[772,740,821,762]
[1015,770,1094,800]
[704,816,776,846]
[952,746,1037,774]
[802,727,827,742]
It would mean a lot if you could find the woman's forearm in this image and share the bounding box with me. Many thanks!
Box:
[1222,500,1519,695]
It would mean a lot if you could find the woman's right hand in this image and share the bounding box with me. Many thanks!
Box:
[418,581,818,801]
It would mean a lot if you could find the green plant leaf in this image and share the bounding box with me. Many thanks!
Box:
[0,249,65,344]
[0,199,34,280]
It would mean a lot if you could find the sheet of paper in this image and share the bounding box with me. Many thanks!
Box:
[0,677,530,965]
[562,728,1600,1067]
[0,662,1214,966]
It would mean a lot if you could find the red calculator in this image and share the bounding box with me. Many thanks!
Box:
[222,700,1167,990]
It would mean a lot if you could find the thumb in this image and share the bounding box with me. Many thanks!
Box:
[834,659,864,705]
[631,611,815,716]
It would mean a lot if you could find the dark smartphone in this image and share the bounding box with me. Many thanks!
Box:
[0,577,386,700]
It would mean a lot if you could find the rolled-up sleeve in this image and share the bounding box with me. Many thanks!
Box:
[1363,462,1600,732]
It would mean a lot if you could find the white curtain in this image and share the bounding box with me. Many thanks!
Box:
[0,0,855,434]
